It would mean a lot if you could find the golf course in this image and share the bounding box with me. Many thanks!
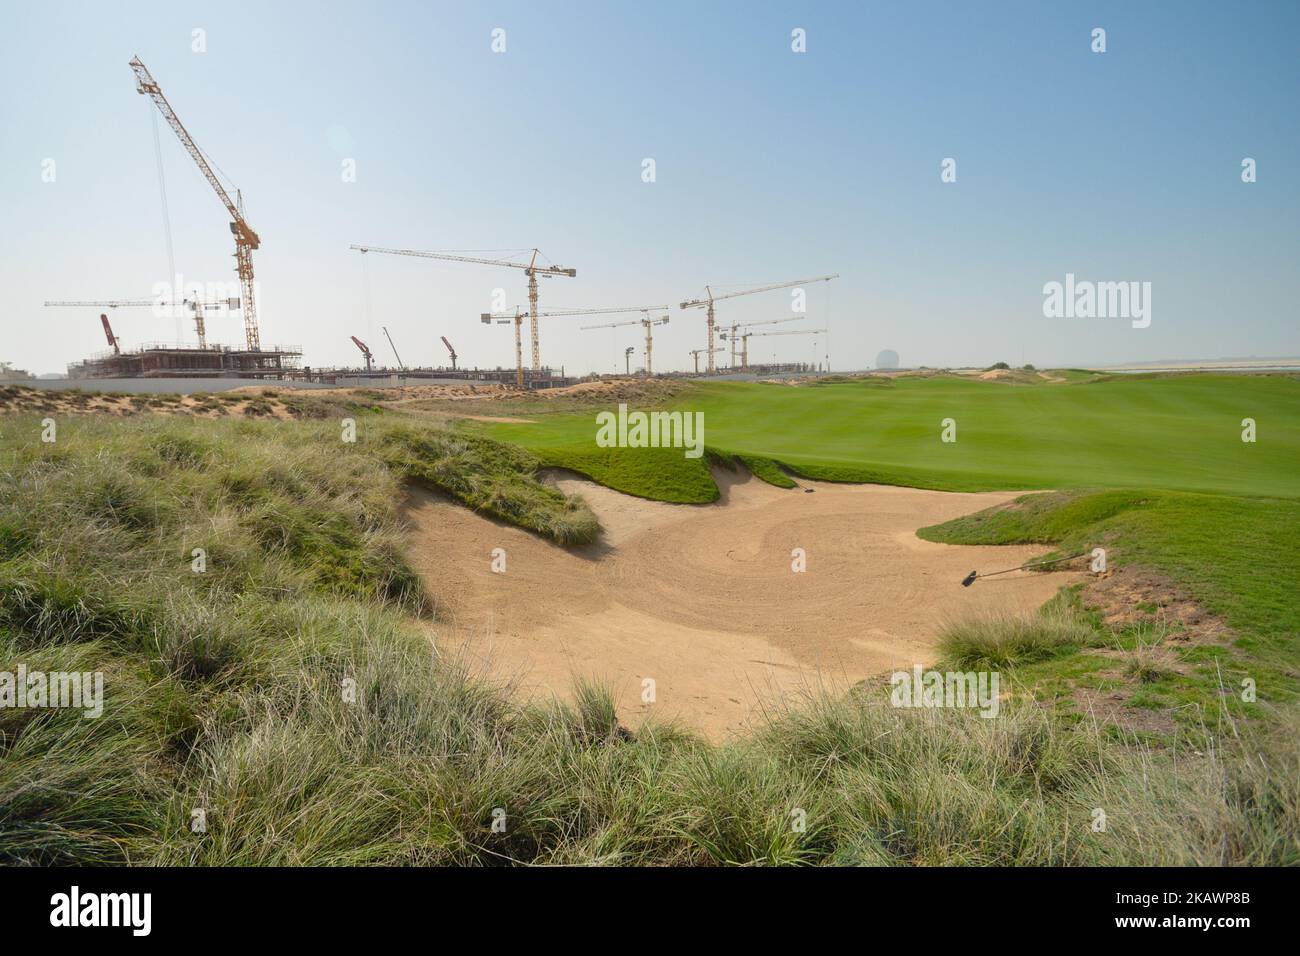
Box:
[1,370,1297,865]
[472,372,1300,499]
[465,371,1300,727]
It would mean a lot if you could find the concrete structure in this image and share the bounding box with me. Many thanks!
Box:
[67,342,302,379]
[291,365,573,389]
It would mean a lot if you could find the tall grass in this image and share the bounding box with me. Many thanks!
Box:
[0,412,1295,865]
[938,609,1099,668]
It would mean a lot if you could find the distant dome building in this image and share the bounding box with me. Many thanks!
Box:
[876,349,900,370]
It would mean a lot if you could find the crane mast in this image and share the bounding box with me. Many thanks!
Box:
[688,347,724,374]
[481,309,527,386]
[580,311,669,375]
[130,56,262,352]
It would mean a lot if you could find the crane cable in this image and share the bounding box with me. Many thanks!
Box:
[824,280,832,373]
[150,106,179,342]
[360,250,375,344]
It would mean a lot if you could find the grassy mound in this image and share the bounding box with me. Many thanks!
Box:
[379,424,599,545]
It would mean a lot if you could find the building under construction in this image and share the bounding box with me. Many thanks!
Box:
[293,364,571,388]
[68,342,301,379]
[59,58,292,383]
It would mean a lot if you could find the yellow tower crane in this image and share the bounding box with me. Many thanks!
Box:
[354,245,575,371]
[479,307,527,385]
[481,304,671,385]
[44,297,239,350]
[679,274,838,374]
[688,347,725,375]
[580,312,670,375]
[129,57,263,352]
[718,317,806,370]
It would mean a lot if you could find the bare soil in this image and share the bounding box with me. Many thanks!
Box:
[1083,567,1231,644]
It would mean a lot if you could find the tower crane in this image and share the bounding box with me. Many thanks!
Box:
[44,297,237,350]
[688,347,725,375]
[679,274,838,374]
[480,308,526,386]
[718,317,806,370]
[350,335,373,372]
[745,327,828,369]
[481,304,671,385]
[441,336,458,370]
[580,313,670,375]
[352,245,575,370]
[129,57,263,352]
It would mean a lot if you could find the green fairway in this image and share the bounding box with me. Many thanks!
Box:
[471,374,1300,501]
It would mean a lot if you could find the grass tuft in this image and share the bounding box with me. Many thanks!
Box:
[939,609,1098,669]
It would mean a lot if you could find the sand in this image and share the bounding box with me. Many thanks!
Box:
[401,469,1079,740]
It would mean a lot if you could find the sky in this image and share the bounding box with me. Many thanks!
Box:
[2,0,1297,376]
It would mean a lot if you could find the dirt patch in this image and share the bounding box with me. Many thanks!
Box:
[447,413,535,424]
[0,385,306,420]
[1072,687,1178,735]
[253,383,511,404]
[1086,643,1192,677]
[521,378,689,404]
[401,469,1079,740]
[1083,567,1231,644]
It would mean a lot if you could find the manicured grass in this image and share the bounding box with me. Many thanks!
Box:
[513,442,718,504]
[472,374,1300,500]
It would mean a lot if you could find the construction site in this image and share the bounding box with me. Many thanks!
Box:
[66,340,301,380]
[32,57,835,390]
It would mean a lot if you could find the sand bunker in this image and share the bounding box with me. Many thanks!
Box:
[402,469,1078,740]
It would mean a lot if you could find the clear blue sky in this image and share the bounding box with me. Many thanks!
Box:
[3,0,1297,375]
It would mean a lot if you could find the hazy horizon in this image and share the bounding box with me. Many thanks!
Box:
[3,1,1297,376]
